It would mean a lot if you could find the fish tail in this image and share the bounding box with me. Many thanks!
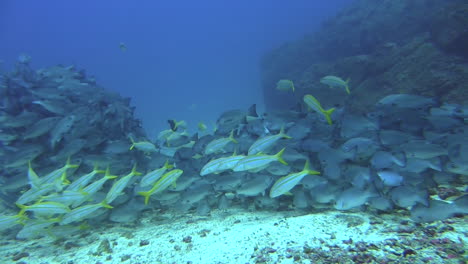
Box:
[65,156,79,169]
[291,81,295,92]
[323,108,335,125]
[279,126,292,139]
[275,148,288,165]
[164,160,174,170]
[129,136,135,150]
[100,200,113,209]
[229,130,238,144]
[130,164,142,176]
[345,78,351,94]
[138,191,152,205]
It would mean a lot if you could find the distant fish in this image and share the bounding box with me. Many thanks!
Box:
[248,126,291,155]
[377,94,437,109]
[233,148,287,172]
[204,130,238,155]
[320,75,350,94]
[303,94,335,125]
[119,42,127,51]
[276,79,295,92]
[138,169,183,204]
[129,136,157,153]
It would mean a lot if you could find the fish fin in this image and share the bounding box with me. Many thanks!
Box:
[323,108,335,125]
[284,192,293,196]
[229,130,238,144]
[275,148,288,165]
[345,78,351,94]
[137,191,151,205]
[248,104,258,118]
[167,119,177,131]
[279,126,292,139]
[101,200,113,209]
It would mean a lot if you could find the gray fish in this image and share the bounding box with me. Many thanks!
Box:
[368,196,393,211]
[32,99,70,115]
[4,144,45,168]
[390,186,429,208]
[404,157,442,173]
[236,175,272,197]
[370,151,406,170]
[51,138,87,161]
[340,114,378,139]
[377,170,404,186]
[377,94,437,109]
[2,111,40,128]
[411,196,468,222]
[378,130,415,146]
[334,187,377,210]
[50,115,76,148]
[399,140,447,159]
[23,116,61,140]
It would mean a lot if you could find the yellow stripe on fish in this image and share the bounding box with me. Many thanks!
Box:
[248,126,291,155]
[269,160,320,198]
[138,169,183,205]
[303,94,335,125]
[233,148,287,172]
[204,130,238,155]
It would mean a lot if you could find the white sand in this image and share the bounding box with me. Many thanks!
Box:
[0,207,465,264]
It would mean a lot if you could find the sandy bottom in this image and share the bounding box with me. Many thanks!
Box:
[0,207,466,264]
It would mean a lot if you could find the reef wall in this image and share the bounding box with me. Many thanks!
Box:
[261,0,468,113]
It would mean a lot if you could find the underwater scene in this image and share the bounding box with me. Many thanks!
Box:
[1,0,467,263]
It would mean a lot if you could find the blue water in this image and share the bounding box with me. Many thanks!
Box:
[0,0,353,135]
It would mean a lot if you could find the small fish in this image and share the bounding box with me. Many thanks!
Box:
[168,119,187,131]
[129,136,157,153]
[320,75,350,94]
[276,79,295,92]
[233,148,287,172]
[198,122,207,131]
[0,214,26,231]
[50,115,76,149]
[377,170,404,186]
[16,184,56,205]
[17,201,71,216]
[303,95,335,125]
[334,187,377,210]
[270,160,320,198]
[106,165,141,203]
[138,169,183,204]
[140,161,174,187]
[377,94,436,109]
[42,190,89,207]
[27,161,41,189]
[200,153,246,176]
[204,130,238,155]
[66,165,106,191]
[60,201,113,225]
[119,42,127,51]
[39,157,79,186]
[248,126,291,155]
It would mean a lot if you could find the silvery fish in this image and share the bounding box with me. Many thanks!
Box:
[320,75,350,94]
[248,126,291,155]
[269,160,320,198]
[50,115,76,148]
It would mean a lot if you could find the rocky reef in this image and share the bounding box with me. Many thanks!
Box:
[260,0,468,113]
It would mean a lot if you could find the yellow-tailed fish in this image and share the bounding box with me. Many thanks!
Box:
[276,79,295,92]
[129,136,157,153]
[233,148,287,172]
[0,214,27,231]
[269,160,320,198]
[168,119,187,131]
[138,169,183,205]
[198,122,207,131]
[248,126,291,155]
[40,157,79,186]
[204,130,238,155]
[106,165,141,203]
[42,190,89,207]
[16,183,56,205]
[60,201,113,225]
[200,153,246,176]
[139,161,174,187]
[66,165,106,191]
[28,161,41,189]
[17,201,71,216]
[303,94,335,125]
[320,75,350,94]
